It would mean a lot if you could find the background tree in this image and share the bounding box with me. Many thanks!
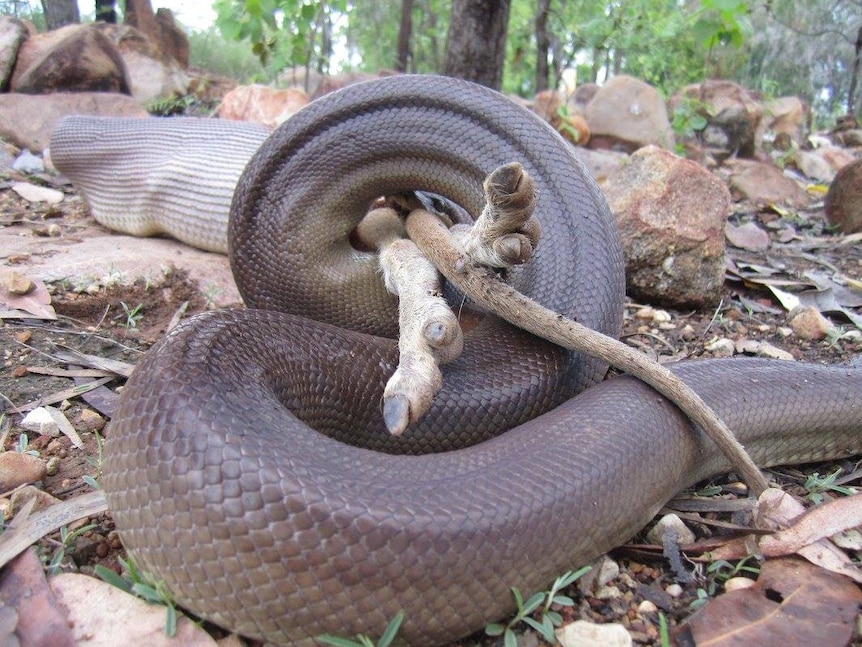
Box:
[443,0,511,89]
[395,0,414,72]
[40,0,79,29]
[533,0,550,92]
[96,0,117,23]
[208,0,862,125]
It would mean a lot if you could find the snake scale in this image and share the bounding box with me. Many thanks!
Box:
[50,75,862,645]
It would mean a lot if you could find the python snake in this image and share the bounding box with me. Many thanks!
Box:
[50,75,862,645]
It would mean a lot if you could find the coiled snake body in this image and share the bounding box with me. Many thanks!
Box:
[50,76,862,645]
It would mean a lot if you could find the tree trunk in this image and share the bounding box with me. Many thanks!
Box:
[40,0,80,29]
[396,0,414,73]
[847,24,862,115]
[534,0,551,93]
[443,0,511,90]
[96,0,117,23]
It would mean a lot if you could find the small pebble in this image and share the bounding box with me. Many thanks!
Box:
[705,337,735,356]
[11,181,63,204]
[788,305,835,341]
[724,576,755,592]
[77,409,106,434]
[556,620,632,647]
[637,600,658,614]
[646,513,696,546]
[0,270,33,295]
[12,149,44,174]
[756,342,794,361]
[665,583,683,598]
[596,585,623,600]
[735,338,761,355]
[652,309,672,323]
[45,456,61,476]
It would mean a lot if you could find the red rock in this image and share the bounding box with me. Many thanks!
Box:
[585,75,674,152]
[216,84,309,129]
[10,24,131,95]
[670,80,764,158]
[0,92,147,151]
[602,145,730,308]
[825,157,862,233]
[723,158,811,209]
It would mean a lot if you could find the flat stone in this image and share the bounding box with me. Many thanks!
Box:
[556,620,632,647]
[0,451,47,490]
[11,182,64,204]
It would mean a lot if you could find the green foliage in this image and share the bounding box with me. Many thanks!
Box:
[214,0,347,74]
[342,0,450,73]
[145,94,195,116]
[96,557,179,636]
[14,431,39,456]
[691,556,760,609]
[670,95,710,153]
[45,523,99,575]
[805,468,856,504]
[316,610,404,647]
[693,0,752,50]
[485,568,588,645]
[188,27,267,83]
[116,302,143,329]
[205,0,858,123]
[82,431,103,490]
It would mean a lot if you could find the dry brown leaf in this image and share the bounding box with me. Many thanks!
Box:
[0,277,56,320]
[677,557,862,647]
[759,492,862,556]
[725,221,770,252]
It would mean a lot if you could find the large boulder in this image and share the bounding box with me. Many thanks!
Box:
[531,90,590,145]
[0,93,147,151]
[215,84,309,128]
[721,159,811,208]
[585,75,674,152]
[760,96,808,150]
[92,23,188,102]
[825,157,862,233]
[670,80,764,158]
[0,16,28,91]
[9,24,131,95]
[601,146,730,308]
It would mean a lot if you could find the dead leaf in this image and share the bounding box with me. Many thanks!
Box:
[0,277,56,320]
[725,221,770,251]
[678,558,862,647]
[50,574,218,646]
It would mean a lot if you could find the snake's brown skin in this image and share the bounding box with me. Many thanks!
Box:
[52,75,860,645]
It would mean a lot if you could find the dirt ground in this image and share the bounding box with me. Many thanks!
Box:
[1,174,861,645]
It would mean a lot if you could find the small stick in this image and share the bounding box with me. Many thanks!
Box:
[404,208,769,497]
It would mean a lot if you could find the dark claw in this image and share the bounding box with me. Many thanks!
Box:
[383,393,411,436]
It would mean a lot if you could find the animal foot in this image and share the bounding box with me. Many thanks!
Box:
[452,162,541,267]
[377,237,463,435]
